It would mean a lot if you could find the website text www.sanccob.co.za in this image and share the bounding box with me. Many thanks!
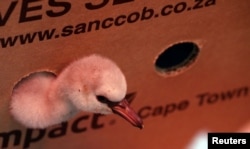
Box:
[0,0,216,48]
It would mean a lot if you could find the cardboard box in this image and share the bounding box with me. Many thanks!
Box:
[1,0,249,148]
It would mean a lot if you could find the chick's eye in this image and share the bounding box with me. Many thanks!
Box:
[96,96,109,104]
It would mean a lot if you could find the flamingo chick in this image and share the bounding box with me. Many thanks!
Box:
[10,54,143,129]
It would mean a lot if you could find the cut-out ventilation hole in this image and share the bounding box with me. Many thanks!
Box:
[155,42,200,77]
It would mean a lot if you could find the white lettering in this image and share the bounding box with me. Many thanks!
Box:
[241,139,246,144]
[212,137,247,144]
[212,137,218,144]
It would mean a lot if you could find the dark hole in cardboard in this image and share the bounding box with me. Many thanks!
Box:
[155,42,199,76]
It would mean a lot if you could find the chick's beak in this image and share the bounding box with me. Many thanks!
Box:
[109,94,144,129]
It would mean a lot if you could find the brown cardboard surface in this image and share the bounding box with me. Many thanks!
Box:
[0,0,250,148]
